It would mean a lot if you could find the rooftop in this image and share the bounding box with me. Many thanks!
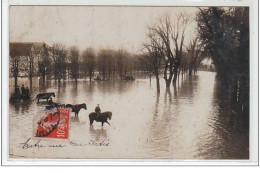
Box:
[10,42,47,57]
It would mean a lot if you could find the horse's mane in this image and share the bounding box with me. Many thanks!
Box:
[77,103,86,106]
[65,104,73,108]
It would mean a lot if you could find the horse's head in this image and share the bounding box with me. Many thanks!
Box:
[107,112,112,120]
[82,103,87,110]
[52,92,56,97]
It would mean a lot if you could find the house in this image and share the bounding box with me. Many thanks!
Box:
[9,42,50,77]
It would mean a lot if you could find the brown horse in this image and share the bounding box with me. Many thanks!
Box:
[89,111,112,126]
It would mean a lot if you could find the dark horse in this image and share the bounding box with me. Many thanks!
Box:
[36,92,55,103]
[65,103,87,117]
[89,111,112,126]
[45,102,66,110]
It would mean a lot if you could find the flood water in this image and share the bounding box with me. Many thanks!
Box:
[9,71,249,159]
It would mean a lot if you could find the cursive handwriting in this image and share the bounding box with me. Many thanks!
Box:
[19,138,46,149]
[88,139,109,146]
[69,141,87,147]
[19,138,109,149]
[48,144,66,148]
[70,140,109,147]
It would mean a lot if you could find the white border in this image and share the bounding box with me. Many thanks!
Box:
[1,0,259,166]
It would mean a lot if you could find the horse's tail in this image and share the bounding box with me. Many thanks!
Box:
[89,118,94,125]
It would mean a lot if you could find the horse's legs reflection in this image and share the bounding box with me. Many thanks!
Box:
[89,126,107,141]
[71,116,80,122]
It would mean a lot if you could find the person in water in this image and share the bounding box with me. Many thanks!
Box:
[25,87,30,96]
[21,85,26,96]
[95,104,101,117]
[48,97,54,105]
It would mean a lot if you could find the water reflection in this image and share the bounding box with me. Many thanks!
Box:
[89,126,107,141]
[20,100,32,114]
[71,116,80,123]
[195,76,249,159]
[9,71,249,159]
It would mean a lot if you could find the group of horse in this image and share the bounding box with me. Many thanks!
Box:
[36,92,112,126]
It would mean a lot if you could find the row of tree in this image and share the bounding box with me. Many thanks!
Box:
[140,7,249,123]
[11,40,204,93]
[10,44,142,84]
[196,7,249,121]
[46,45,141,82]
[140,12,207,92]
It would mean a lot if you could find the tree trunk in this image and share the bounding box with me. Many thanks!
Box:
[189,66,193,76]
[14,76,18,89]
[165,79,171,88]
[177,70,180,83]
[89,70,92,82]
[58,75,61,83]
[172,68,178,85]
[42,70,46,83]
[163,61,174,88]
[42,75,45,83]
[29,78,33,89]
[156,76,160,93]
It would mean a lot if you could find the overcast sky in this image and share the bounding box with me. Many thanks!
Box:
[10,6,198,53]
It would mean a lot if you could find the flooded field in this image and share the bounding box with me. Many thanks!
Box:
[9,71,249,159]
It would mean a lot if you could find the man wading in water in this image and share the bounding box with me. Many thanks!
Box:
[21,85,26,96]
[95,104,101,118]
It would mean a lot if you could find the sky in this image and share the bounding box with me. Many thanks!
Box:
[10,6,198,53]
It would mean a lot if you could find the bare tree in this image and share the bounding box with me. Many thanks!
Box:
[146,13,190,87]
[171,13,190,84]
[178,52,189,79]
[106,50,114,78]
[9,54,20,89]
[97,49,109,79]
[69,46,80,81]
[186,37,203,76]
[28,49,34,87]
[139,54,153,81]
[51,43,67,82]
[116,49,128,80]
[143,37,164,92]
[38,43,51,83]
[82,47,96,81]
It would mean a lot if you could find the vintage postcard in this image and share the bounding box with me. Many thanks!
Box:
[1,0,259,165]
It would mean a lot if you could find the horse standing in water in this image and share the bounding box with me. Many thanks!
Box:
[89,111,112,126]
[65,103,87,117]
[36,92,55,103]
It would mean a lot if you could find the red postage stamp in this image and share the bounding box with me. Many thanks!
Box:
[35,108,70,139]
